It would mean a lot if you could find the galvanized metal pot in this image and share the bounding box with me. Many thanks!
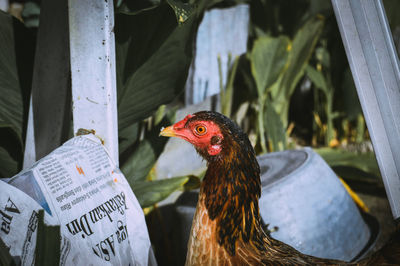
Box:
[258,148,372,261]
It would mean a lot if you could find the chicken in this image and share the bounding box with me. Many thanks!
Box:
[160,111,400,265]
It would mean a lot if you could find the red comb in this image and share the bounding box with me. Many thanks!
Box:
[173,114,194,129]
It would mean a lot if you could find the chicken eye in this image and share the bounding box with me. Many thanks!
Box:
[195,125,207,135]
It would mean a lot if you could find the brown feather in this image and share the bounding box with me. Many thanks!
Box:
[162,111,400,266]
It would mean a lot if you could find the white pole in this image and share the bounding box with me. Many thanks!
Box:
[0,0,8,12]
[68,0,119,165]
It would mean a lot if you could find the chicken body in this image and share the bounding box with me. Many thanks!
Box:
[160,111,399,266]
[186,189,340,266]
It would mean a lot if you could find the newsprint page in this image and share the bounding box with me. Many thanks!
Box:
[1,134,156,265]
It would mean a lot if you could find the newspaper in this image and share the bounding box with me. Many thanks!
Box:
[1,134,155,265]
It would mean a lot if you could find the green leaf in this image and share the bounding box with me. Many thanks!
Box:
[315,147,381,178]
[132,176,189,208]
[115,4,200,131]
[0,12,24,141]
[264,99,286,152]
[249,35,290,98]
[122,139,160,183]
[121,110,175,183]
[116,0,161,15]
[306,65,329,95]
[0,12,34,176]
[280,16,324,98]
[220,54,240,117]
[0,146,18,178]
[35,210,61,266]
[166,0,195,24]
[118,122,140,155]
[315,46,330,69]
[271,16,324,126]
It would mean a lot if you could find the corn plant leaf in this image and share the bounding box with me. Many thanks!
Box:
[315,46,330,69]
[249,35,290,98]
[167,0,195,24]
[115,4,200,131]
[315,147,381,178]
[121,111,175,183]
[122,139,156,183]
[118,122,140,155]
[0,146,18,178]
[0,12,35,177]
[116,0,161,15]
[306,65,329,95]
[271,16,324,126]
[0,12,24,141]
[275,16,324,99]
[132,176,189,208]
[116,0,196,24]
[264,100,286,152]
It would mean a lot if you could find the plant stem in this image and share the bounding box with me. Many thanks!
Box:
[223,56,239,117]
[356,114,365,143]
[258,99,267,153]
[325,93,334,144]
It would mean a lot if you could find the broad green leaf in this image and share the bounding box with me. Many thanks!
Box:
[280,16,324,98]
[35,210,61,266]
[315,147,381,178]
[234,102,249,126]
[249,35,290,98]
[271,16,324,126]
[116,0,161,15]
[0,12,34,176]
[122,139,160,183]
[116,0,196,21]
[167,0,195,24]
[264,99,286,152]
[115,4,200,131]
[0,146,18,178]
[220,55,240,117]
[315,46,330,69]
[118,122,140,155]
[306,65,329,95]
[121,111,175,183]
[0,12,24,140]
[132,176,189,208]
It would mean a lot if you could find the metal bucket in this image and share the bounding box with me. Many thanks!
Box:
[258,148,371,261]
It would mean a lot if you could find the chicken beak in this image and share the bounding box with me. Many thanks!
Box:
[159,126,177,137]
